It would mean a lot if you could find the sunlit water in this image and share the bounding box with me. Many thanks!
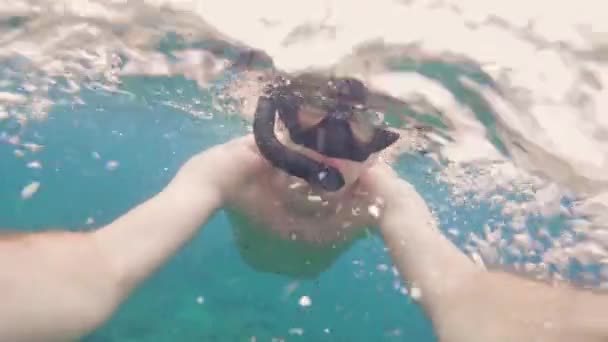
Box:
[1,0,608,340]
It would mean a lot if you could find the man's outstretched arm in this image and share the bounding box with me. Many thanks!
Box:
[367,163,608,342]
[0,135,264,342]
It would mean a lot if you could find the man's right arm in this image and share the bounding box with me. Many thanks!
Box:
[0,230,121,342]
[0,135,266,342]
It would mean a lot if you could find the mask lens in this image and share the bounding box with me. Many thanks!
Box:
[297,104,327,128]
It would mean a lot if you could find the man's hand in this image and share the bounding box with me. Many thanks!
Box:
[356,160,411,224]
[174,134,267,202]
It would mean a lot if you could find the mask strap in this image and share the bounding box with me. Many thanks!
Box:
[253,95,346,192]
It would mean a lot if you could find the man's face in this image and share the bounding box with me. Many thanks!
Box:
[274,104,380,190]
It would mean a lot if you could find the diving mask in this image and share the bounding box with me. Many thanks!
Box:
[253,75,399,192]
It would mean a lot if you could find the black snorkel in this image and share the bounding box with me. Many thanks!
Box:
[253,95,346,191]
[253,76,400,192]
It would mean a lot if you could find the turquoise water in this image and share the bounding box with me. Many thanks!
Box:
[0,71,569,341]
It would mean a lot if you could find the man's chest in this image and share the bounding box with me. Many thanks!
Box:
[227,172,373,243]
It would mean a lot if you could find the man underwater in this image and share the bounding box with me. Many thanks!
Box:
[223,73,401,277]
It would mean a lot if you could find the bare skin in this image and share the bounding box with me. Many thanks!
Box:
[221,133,382,277]
[0,136,265,342]
[216,68,417,276]
[2,134,608,341]
[1,49,606,342]
[225,161,376,244]
[362,163,608,342]
[219,69,428,278]
[224,52,608,341]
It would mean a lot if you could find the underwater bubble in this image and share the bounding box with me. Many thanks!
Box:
[513,233,534,253]
[410,286,422,301]
[26,161,42,169]
[392,280,401,291]
[86,217,95,225]
[7,135,20,145]
[105,160,119,171]
[288,328,303,336]
[21,181,40,199]
[469,252,486,269]
[353,269,366,279]
[478,245,499,266]
[385,328,403,337]
[298,296,311,307]
[196,296,205,304]
[447,228,460,237]
[368,204,380,218]
[0,92,26,104]
[22,143,43,153]
[572,241,608,265]
[289,181,303,189]
[192,110,214,120]
[376,264,389,272]
[307,194,322,202]
[282,281,300,299]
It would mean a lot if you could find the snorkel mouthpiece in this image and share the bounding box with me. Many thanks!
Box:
[253,76,399,192]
